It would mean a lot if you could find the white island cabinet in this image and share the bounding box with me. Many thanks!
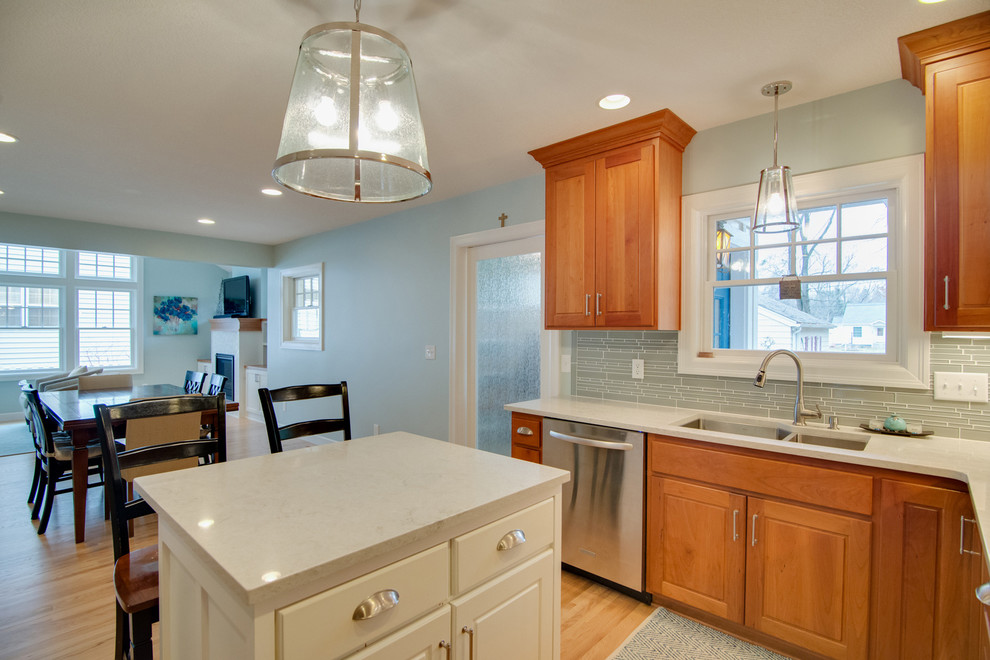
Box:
[134,432,569,660]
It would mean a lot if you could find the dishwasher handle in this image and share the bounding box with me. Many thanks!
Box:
[548,430,634,451]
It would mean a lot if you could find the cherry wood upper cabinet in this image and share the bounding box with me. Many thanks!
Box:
[899,12,990,330]
[530,110,695,330]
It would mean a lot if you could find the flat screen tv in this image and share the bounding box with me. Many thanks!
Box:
[218,275,250,318]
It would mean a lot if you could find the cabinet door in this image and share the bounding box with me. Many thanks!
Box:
[452,550,554,660]
[745,498,871,659]
[646,476,746,622]
[874,479,983,659]
[347,608,451,660]
[595,140,657,328]
[926,50,990,329]
[545,159,596,328]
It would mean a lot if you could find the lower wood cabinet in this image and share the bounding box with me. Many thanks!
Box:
[873,478,984,659]
[510,412,542,463]
[647,435,872,659]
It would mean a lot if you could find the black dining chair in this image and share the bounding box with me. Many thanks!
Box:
[183,370,207,393]
[96,393,227,660]
[258,382,351,453]
[23,387,105,534]
[204,373,226,396]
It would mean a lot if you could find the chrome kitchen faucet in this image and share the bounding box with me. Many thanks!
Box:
[753,349,822,426]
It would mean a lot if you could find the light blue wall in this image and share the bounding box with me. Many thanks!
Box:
[141,258,229,387]
[267,177,545,441]
[266,80,928,442]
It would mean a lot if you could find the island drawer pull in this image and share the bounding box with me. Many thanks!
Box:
[497,529,527,551]
[438,640,451,658]
[352,589,399,620]
[515,426,534,436]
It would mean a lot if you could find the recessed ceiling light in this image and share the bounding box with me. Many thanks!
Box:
[599,94,631,110]
[197,218,215,225]
[261,188,283,196]
[0,132,17,143]
[0,190,5,196]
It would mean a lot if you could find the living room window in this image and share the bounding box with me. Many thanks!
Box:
[679,155,928,389]
[279,263,323,351]
[0,244,142,376]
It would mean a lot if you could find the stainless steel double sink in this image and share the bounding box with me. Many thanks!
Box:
[678,415,870,451]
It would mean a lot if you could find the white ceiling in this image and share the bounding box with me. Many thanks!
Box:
[1,0,986,245]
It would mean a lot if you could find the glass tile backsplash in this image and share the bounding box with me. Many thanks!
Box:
[573,331,990,442]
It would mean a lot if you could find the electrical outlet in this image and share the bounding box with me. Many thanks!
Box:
[561,354,571,373]
[933,371,989,402]
[632,359,645,380]
[425,345,436,360]
[373,423,380,435]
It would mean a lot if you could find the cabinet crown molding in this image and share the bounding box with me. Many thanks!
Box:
[528,108,696,169]
[898,10,990,93]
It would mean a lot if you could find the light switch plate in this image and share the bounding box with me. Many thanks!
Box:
[425,345,436,360]
[632,359,645,380]
[933,371,989,402]
[561,354,571,373]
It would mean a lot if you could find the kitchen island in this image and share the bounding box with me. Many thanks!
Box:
[134,432,570,660]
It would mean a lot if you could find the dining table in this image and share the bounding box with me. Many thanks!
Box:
[39,384,236,543]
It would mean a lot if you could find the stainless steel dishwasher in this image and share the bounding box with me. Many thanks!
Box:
[542,418,647,599]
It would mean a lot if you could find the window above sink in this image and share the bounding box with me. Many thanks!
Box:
[679,155,929,390]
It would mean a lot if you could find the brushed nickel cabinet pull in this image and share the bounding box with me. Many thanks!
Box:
[438,640,451,657]
[462,626,475,660]
[944,275,950,311]
[352,589,399,620]
[515,427,534,436]
[497,529,526,551]
[751,514,758,546]
[960,516,981,556]
[596,292,602,316]
[585,293,591,316]
[732,509,739,541]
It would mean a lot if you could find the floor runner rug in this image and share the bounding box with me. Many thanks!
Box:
[608,607,791,659]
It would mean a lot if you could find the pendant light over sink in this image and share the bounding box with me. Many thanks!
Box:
[752,81,798,233]
[272,0,432,203]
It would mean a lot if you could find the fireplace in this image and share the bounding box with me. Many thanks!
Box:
[215,353,235,402]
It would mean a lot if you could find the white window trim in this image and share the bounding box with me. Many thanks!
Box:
[678,154,929,389]
[0,249,143,378]
[279,262,323,351]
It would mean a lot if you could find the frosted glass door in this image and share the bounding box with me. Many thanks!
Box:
[472,246,542,455]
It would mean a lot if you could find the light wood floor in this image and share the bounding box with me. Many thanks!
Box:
[0,416,654,660]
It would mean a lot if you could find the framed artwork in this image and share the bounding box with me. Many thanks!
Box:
[153,296,198,335]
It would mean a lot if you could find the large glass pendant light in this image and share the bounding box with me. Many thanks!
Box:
[272,0,431,203]
[752,81,798,233]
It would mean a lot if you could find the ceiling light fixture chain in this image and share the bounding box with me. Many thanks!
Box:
[354,0,361,22]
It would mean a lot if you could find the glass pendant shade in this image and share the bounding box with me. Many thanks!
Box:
[753,165,799,233]
[272,22,432,203]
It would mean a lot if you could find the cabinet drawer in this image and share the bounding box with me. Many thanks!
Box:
[452,498,554,594]
[277,543,449,660]
[650,435,873,516]
[511,413,542,450]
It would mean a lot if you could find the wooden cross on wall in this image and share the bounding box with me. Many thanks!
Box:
[499,213,508,228]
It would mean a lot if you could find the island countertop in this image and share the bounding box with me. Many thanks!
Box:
[134,431,570,606]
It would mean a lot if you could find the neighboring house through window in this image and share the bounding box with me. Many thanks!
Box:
[0,244,142,376]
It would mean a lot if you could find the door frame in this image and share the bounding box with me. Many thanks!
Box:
[449,221,562,448]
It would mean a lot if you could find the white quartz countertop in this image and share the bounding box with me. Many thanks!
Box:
[133,432,569,605]
[507,396,990,557]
